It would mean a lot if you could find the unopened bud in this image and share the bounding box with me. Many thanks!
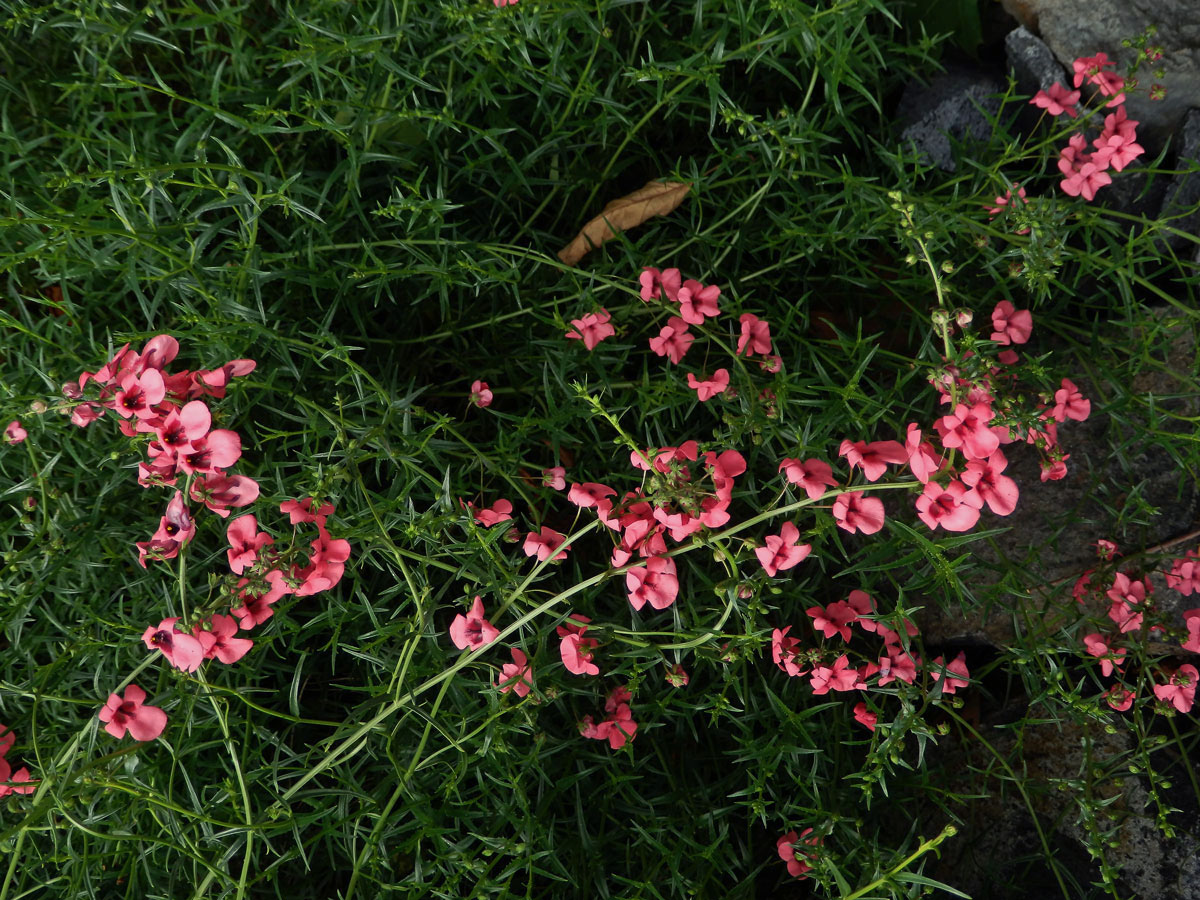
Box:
[954,308,973,327]
[29,400,47,415]
[931,308,950,327]
[940,260,954,274]
[61,382,82,399]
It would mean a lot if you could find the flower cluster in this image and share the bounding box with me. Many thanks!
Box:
[1074,540,1200,714]
[1027,52,1146,202]
[777,828,822,880]
[561,266,779,408]
[771,589,959,715]
[68,336,351,740]
[580,685,638,749]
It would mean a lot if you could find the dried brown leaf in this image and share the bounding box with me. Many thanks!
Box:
[556,181,691,266]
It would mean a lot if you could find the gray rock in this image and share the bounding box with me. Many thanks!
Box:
[931,712,1200,899]
[1006,25,1067,93]
[897,66,1006,171]
[1158,108,1200,257]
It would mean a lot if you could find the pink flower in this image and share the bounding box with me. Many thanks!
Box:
[190,358,256,400]
[878,645,919,686]
[1093,131,1144,172]
[153,400,211,459]
[568,482,617,510]
[291,525,350,596]
[771,626,807,677]
[1040,456,1070,482]
[755,522,811,576]
[542,466,566,490]
[626,555,679,611]
[639,267,681,302]
[665,663,689,688]
[1083,633,1125,677]
[191,473,260,517]
[1030,82,1080,117]
[280,497,334,527]
[3,420,26,444]
[449,596,500,651]
[0,754,34,797]
[779,457,837,499]
[565,308,616,350]
[1181,610,1200,654]
[839,439,907,483]
[936,403,1000,460]
[497,648,533,697]
[687,369,729,402]
[1153,664,1198,713]
[1058,134,1112,201]
[807,600,857,642]
[986,183,1028,217]
[1167,553,1199,596]
[98,685,168,741]
[853,702,878,731]
[1106,573,1149,633]
[195,614,254,665]
[990,300,1032,345]
[777,829,819,879]
[152,491,196,546]
[113,369,166,419]
[135,537,181,567]
[70,403,103,427]
[470,498,513,527]
[1105,685,1135,711]
[523,526,569,562]
[177,427,242,476]
[142,618,208,673]
[676,279,721,325]
[915,480,983,532]
[558,615,600,676]
[581,686,638,749]
[493,0,518,8]
[633,440,699,473]
[736,313,771,357]
[810,655,861,694]
[230,570,290,629]
[226,514,273,575]
[135,334,179,372]
[832,491,885,535]
[1072,53,1125,104]
[930,651,970,695]
[961,450,1019,516]
[1051,379,1090,422]
[1094,539,1120,561]
[648,316,694,364]
[469,380,493,408]
[904,424,944,484]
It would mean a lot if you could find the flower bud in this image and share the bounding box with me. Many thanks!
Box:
[954,308,973,327]
[29,400,46,415]
[930,308,950,327]
[61,382,82,399]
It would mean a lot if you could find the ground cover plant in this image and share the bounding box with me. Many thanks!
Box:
[1,1,1199,898]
